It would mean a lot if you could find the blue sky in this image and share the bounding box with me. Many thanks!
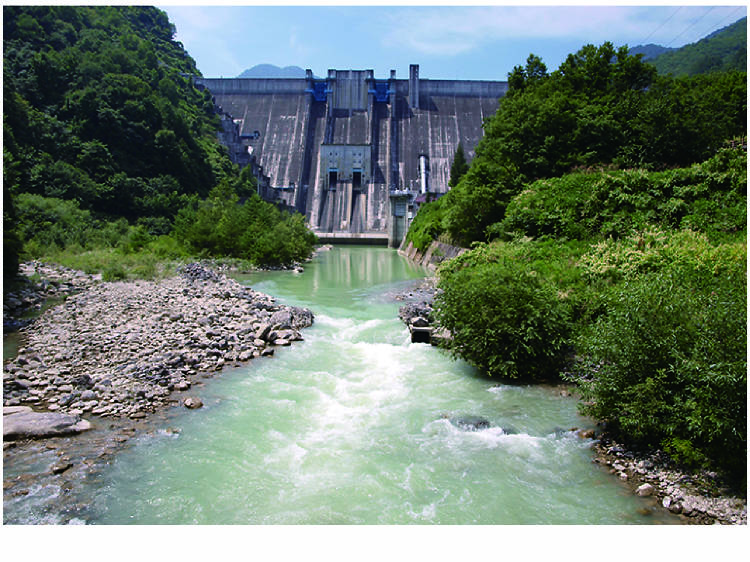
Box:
[160,3,747,81]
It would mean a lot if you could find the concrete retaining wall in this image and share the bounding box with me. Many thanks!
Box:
[399,240,466,271]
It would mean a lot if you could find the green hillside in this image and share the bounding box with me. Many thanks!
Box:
[3,5,229,222]
[3,5,316,280]
[648,17,747,76]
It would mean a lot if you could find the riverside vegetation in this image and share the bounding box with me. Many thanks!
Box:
[3,5,317,287]
[405,42,747,490]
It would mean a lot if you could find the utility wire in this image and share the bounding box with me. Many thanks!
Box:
[639,6,682,45]
[665,7,715,47]
[694,6,745,43]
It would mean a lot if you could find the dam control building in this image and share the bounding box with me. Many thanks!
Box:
[195,65,508,246]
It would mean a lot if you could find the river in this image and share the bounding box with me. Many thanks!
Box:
[4,246,677,524]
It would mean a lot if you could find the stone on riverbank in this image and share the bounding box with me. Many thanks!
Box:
[636,483,655,496]
[594,437,747,525]
[3,407,92,440]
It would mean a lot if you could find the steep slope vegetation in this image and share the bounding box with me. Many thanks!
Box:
[404,42,747,487]
[637,17,747,76]
[3,6,316,278]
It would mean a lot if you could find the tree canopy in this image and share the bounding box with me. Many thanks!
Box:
[405,42,746,250]
[3,5,233,224]
[3,5,316,275]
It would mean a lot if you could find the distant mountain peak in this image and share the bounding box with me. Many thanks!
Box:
[238,64,309,79]
[629,43,675,61]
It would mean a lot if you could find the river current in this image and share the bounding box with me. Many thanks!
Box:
[6,246,677,524]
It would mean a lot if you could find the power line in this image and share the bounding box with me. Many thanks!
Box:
[639,6,682,45]
[694,6,745,43]
[665,7,715,48]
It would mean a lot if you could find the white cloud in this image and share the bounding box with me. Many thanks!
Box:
[381,5,747,55]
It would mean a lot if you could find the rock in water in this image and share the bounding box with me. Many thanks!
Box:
[183,397,203,409]
[450,415,490,431]
[51,459,73,474]
[289,307,314,329]
[269,309,293,329]
[3,409,92,440]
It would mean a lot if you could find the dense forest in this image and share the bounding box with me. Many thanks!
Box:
[3,5,316,283]
[406,42,747,487]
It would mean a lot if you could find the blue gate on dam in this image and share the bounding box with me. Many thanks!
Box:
[195,65,508,247]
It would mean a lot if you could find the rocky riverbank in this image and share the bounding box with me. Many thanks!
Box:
[3,262,314,429]
[592,435,746,525]
[3,261,101,332]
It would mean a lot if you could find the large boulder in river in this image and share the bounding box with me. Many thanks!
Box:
[399,303,432,324]
[3,407,92,440]
[449,415,491,431]
[268,307,313,330]
[289,307,315,329]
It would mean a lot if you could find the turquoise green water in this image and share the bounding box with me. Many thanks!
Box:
[86,247,674,524]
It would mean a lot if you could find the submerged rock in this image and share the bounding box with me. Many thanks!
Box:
[183,397,203,410]
[449,415,491,431]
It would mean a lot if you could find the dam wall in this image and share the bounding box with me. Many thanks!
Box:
[195,66,507,246]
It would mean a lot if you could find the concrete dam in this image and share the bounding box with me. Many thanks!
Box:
[196,65,508,246]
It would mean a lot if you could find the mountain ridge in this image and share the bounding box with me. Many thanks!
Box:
[630,16,746,76]
[238,64,313,78]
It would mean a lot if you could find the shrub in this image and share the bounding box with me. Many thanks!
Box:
[435,240,575,380]
[496,149,746,243]
[576,243,746,483]
[14,193,96,250]
[102,262,127,281]
[173,179,317,266]
[403,196,448,252]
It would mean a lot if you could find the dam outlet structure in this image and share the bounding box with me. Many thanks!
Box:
[196,65,508,246]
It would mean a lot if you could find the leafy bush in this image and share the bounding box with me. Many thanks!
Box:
[403,196,448,252]
[14,193,97,250]
[173,179,317,266]
[435,240,577,380]
[575,237,746,483]
[497,149,746,242]
[102,262,127,281]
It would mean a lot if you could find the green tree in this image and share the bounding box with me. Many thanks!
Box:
[3,5,231,221]
[448,142,469,188]
[3,154,23,284]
